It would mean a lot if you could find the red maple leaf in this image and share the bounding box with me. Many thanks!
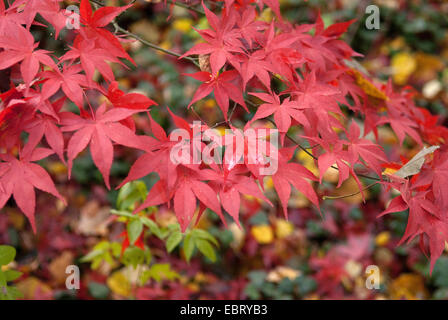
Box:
[0,147,66,232]
[61,104,145,189]
[271,147,319,218]
[186,70,247,120]
[0,24,57,88]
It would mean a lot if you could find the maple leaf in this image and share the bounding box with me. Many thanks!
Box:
[40,64,87,108]
[61,104,145,189]
[288,71,344,136]
[0,24,57,88]
[24,112,66,163]
[106,81,157,110]
[135,166,223,232]
[0,2,26,36]
[377,116,423,146]
[345,121,387,176]
[270,147,319,218]
[239,50,273,90]
[77,0,135,63]
[11,0,67,38]
[179,4,242,75]
[186,70,247,120]
[248,91,309,144]
[118,110,199,192]
[0,147,66,232]
[314,12,356,38]
[61,37,123,85]
[207,163,272,225]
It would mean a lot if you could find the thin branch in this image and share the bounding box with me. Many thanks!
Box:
[323,182,378,200]
[166,0,205,15]
[90,0,199,67]
[114,24,199,67]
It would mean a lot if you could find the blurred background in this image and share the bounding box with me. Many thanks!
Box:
[1,0,448,300]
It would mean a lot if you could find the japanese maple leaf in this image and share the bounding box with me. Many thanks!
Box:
[11,0,67,37]
[288,71,344,135]
[186,70,247,120]
[314,12,356,38]
[380,190,448,272]
[345,121,387,176]
[270,147,319,218]
[206,163,272,225]
[40,64,87,108]
[248,91,309,144]
[61,104,145,189]
[77,0,134,63]
[179,4,242,75]
[304,133,364,194]
[136,166,223,232]
[0,25,57,88]
[377,116,422,146]
[106,81,157,110]
[239,50,273,90]
[0,147,66,232]
[118,109,200,192]
[0,2,26,36]
[61,38,123,85]
[236,6,267,46]
[412,148,448,209]
[24,113,65,163]
[79,0,132,29]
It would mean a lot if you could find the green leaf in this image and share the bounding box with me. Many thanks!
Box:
[122,247,145,268]
[88,282,110,299]
[0,246,16,266]
[4,270,22,282]
[117,181,147,211]
[127,219,143,245]
[166,231,183,253]
[110,209,135,219]
[195,239,216,262]
[191,229,219,247]
[140,264,180,284]
[140,217,163,239]
[432,256,448,287]
[4,286,23,300]
[0,270,6,287]
[183,233,195,262]
[79,249,104,263]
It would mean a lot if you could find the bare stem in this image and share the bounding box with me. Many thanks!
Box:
[323,182,378,200]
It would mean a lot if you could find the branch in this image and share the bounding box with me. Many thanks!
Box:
[323,182,378,200]
[166,0,205,15]
[90,0,200,67]
[113,24,199,67]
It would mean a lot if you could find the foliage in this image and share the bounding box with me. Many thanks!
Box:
[0,0,448,300]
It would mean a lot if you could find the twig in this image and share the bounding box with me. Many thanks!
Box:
[114,24,199,67]
[166,0,205,15]
[89,0,200,67]
[323,182,378,200]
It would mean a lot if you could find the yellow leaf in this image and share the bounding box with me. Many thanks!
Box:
[349,69,388,100]
[251,225,274,244]
[107,271,131,297]
[392,52,417,85]
[173,18,193,33]
[375,231,391,247]
[275,219,294,239]
[389,274,428,300]
[296,149,319,177]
